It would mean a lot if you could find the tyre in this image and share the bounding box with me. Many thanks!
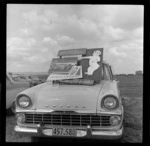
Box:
[7,101,16,116]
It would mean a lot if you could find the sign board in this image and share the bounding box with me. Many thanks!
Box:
[58,48,87,57]
[48,57,78,74]
[47,66,82,80]
[80,48,103,83]
[47,48,103,82]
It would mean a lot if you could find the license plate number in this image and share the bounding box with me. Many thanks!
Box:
[52,127,77,136]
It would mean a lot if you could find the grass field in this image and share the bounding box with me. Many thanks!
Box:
[115,75,143,143]
[115,75,143,97]
[5,75,143,143]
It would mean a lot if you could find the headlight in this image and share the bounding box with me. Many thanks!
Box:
[102,95,119,110]
[110,116,121,126]
[16,113,25,123]
[17,95,32,108]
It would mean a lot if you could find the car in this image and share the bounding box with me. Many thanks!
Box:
[12,75,30,82]
[14,48,124,140]
[28,75,44,87]
[12,74,44,87]
[6,73,30,116]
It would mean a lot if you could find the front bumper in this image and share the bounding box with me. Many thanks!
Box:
[14,125,123,140]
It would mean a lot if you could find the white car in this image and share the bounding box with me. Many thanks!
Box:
[14,48,124,140]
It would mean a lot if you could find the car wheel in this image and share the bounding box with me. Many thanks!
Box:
[7,101,16,116]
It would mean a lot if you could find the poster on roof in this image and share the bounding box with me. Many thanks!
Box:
[47,48,103,82]
[80,48,103,83]
[47,57,83,80]
[48,57,78,74]
[47,65,82,80]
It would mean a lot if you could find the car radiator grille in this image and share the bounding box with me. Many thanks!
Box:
[25,113,111,127]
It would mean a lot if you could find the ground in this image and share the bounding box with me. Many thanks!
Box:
[5,75,143,143]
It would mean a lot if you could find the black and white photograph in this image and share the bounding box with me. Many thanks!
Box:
[6,4,143,143]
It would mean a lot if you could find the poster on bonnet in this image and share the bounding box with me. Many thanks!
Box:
[80,48,103,83]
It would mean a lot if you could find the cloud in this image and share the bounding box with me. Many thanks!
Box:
[109,47,127,57]
[20,28,31,35]
[43,37,51,42]
[22,9,58,31]
[27,38,36,46]
[7,37,39,66]
[26,55,47,64]
[44,9,59,22]
[115,6,143,30]
[7,5,143,73]
[103,26,125,41]
[117,59,123,64]
[41,47,48,53]
[7,37,31,58]
[132,27,143,39]
[23,10,50,25]
[42,37,60,55]
[43,36,57,45]
[120,41,143,52]
[7,37,24,48]
[22,8,101,42]
[103,5,143,31]
[56,35,75,46]
[7,37,36,48]
[21,5,143,44]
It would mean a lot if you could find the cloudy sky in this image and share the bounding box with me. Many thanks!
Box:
[7,4,143,74]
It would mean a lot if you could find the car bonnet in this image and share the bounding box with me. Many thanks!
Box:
[35,83,103,112]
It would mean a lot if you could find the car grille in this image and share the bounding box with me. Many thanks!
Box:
[24,113,111,127]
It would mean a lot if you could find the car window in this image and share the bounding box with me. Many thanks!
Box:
[103,64,111,80]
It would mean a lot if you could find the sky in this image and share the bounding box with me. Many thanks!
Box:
[7,4,143,74]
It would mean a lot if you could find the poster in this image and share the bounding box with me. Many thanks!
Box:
[47,57,82,80]
[47,66,82,80]
[48,57,78,74]
[80,48,103,83]
[47,48,103,82]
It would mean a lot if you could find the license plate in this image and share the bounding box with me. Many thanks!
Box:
[52,127,77,136]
